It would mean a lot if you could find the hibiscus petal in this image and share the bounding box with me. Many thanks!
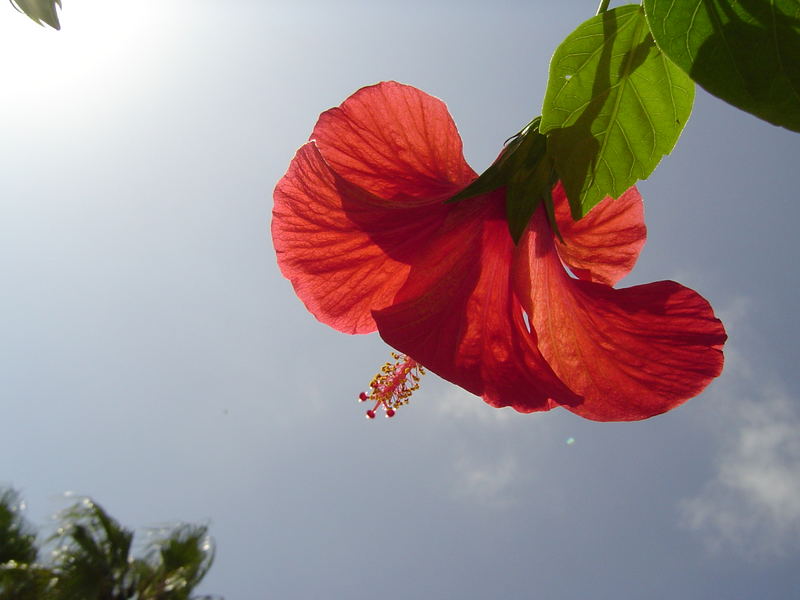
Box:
[374,195,581,413]
[272,142,450,334]
[553,183,646,286]
[311,81,476,201]
[515,209,726,421]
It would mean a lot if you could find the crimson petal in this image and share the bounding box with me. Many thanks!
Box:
[273,143,449,333]
[312,81,476,201]
[553,183,647,286]
[273,82,480,334]
[515,209,726,421]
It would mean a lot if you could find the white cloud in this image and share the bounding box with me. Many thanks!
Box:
[432,379,515,423]
[680,390,800,557]
[429,383,523,506]
[452,452,521,508]
[679,299,800,558]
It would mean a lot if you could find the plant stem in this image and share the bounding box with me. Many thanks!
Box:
[596,0,611,14]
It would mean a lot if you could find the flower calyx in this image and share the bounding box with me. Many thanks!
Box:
[448,117,559,243]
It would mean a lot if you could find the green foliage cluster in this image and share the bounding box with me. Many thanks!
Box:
[0,488,221,600]
[541,5,694,219]
[461,1,800,237]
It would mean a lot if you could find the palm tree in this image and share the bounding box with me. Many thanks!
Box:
[0,488,221,600]
[0,488,55,600]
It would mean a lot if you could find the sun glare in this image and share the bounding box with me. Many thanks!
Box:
[0,1,176,126]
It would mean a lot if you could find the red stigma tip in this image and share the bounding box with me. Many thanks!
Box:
[385,408,396,418]
[358,392,368,402]
[366,410,376,419]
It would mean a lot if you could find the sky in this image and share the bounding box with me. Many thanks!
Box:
[1,1,799,598]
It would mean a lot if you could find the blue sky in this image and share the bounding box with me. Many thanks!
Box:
[1,1,799,598]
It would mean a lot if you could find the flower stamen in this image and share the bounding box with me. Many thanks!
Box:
[357,352,425,419]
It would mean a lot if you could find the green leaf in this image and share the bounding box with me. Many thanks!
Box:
[644,0,800,132]
[540,4,694,218]
[9,0,62,30]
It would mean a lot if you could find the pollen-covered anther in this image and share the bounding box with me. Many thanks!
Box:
[358,352,425,420]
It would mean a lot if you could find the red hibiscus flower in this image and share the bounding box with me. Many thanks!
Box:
[272,81,726,422]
